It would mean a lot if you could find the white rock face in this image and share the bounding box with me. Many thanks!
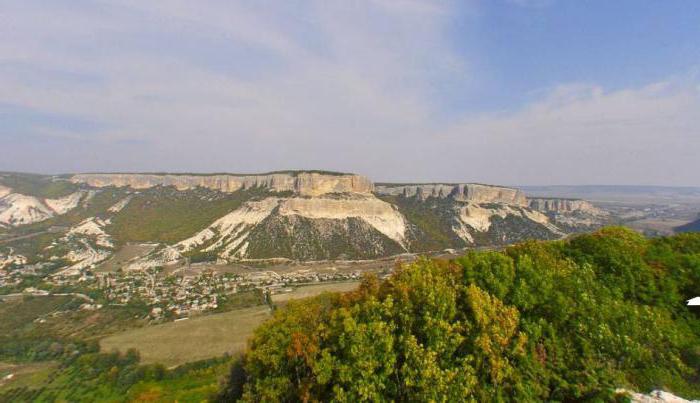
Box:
[528,198,604,215]
[376,183,528,206]
[45,192,83,214]
[527,197,608,228]
[0,248,27,269]
[177,198,280,259]
[50,216,115,276]
[0,194,54,226]
[67,217,113,248]
[277,197,407,246]
[71,172,374,196]
[174,194,409,262]
[621,389,699,403]
[108,195,133,213]
[451,202,563,244]
[0,190,85,226]
[60,239,112,274]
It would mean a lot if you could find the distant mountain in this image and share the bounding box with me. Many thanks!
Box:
[0,172,609,273]
[521,185,700,203]
[676,216,700,233]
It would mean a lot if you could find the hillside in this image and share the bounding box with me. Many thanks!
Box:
[224,228,700,401]
[0,171,611,278]
[676,216,700,233]
[2,228,698,401]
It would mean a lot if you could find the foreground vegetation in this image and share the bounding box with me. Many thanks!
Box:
[1,227,698,401]
[0,288,266,400]
[225,227,700,401]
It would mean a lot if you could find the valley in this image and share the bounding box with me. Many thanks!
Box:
[1,171,698,401]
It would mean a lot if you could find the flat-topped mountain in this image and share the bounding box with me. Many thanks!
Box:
[71,171,373,196]
[0,171,611,274]
[375,183,527,205]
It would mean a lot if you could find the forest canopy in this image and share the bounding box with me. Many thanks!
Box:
[222,227,700,402]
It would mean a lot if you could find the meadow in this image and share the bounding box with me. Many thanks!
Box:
[271,281,360,304]
[100,306,271,367]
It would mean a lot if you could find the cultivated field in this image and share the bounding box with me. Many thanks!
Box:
[271,281,360,303]
[100,306,271,367]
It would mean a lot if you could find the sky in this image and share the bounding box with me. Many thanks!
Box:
[1,0,699,186]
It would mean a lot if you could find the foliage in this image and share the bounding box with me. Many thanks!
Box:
[245,215,404,260]
[0,350,233,402]
[231,228,700,401]
[109,187,265,244]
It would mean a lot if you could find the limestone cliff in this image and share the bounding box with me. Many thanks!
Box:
[527,198,601,214]
[527,197,608,230]
[71,172,373,196]
[375,183,528,206]
[173,195,408,261]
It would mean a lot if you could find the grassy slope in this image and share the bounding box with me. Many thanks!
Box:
[244,214,405,260]
[125,358,233,402]
[100,306,271,367]
[378,194,464,251]
[0,173,78,199]
[108,187,267,245]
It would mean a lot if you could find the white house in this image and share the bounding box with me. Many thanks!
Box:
[688,297,700,306]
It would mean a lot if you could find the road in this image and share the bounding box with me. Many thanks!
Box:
[0,227,67,244]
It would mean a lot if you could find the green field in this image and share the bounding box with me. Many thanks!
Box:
[100,306,271,367]
[271,281,360,303]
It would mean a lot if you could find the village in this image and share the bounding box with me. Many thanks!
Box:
[1,258,369,320]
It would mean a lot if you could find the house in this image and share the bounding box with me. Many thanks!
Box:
[688,297,700,306]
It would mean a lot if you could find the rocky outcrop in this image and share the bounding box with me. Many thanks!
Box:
[528,198,601,214]
[0,191,86,226]
[174,194,407,261]
[526,197,608,230]
[375,183,528,206]
[71,172,373,196]
[0,193,55,226]
[618,389,698,403]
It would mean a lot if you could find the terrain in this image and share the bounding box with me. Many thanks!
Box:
[1,172,698,401]
[1,171,613,279]
[227,228,700,402]
[523,185,700,236]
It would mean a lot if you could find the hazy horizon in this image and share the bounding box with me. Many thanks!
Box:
[2,1,699,186]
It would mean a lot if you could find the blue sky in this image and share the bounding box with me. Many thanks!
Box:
[1,0,699,185]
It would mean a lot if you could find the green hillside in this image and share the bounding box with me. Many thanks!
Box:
[0,173,78,199]
[108,187,269,245]
[2,228,698,401]
[676,216,700,233]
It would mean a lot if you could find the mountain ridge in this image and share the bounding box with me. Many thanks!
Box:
[1,171,611,270]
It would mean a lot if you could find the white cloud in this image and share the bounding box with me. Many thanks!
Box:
[0,1,698,186]
[438,79,700,185]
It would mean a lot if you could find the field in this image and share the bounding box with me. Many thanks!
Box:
[0,295,79,335]
[0,361,57,392]
[271,281,360,303]
[95,243,157,273]
[100,306,271,367]
[98,283,360,368]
